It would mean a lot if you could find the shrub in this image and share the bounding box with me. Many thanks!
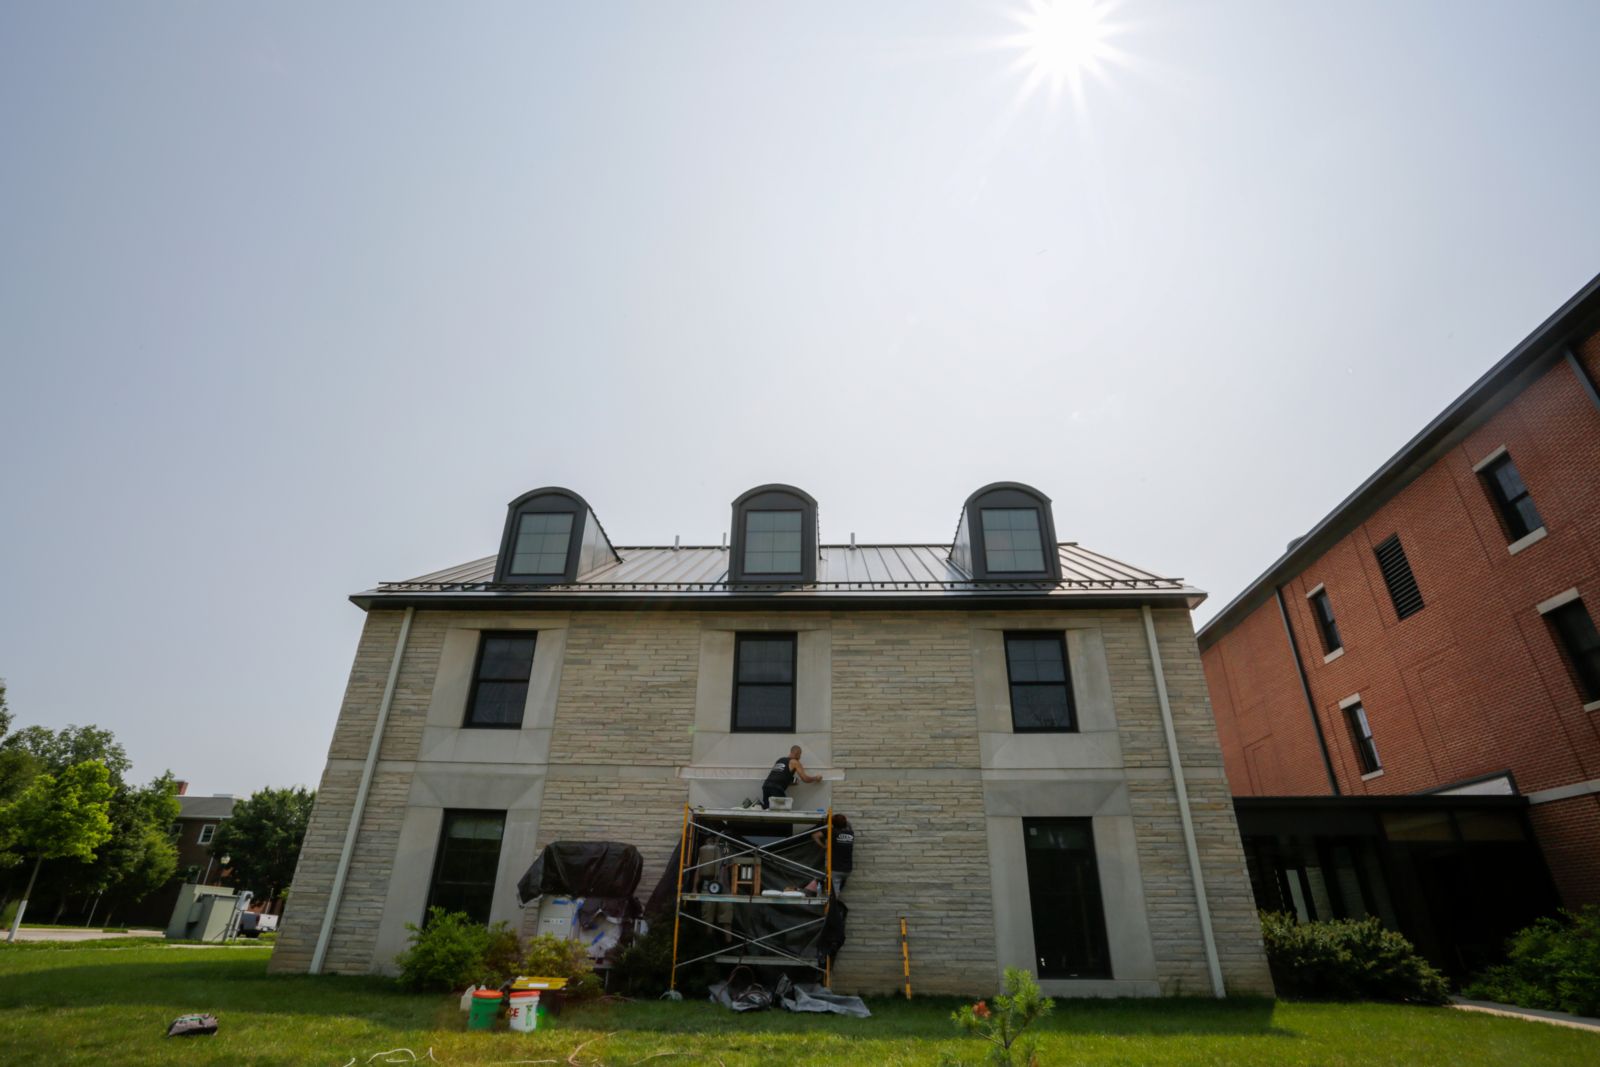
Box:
[609,920,674,997]
[520,932,600,999]
[950,967,1055,1067]
[1260,911,1449,1004]
[395,908,519,992]
[1462,906,1600,1017]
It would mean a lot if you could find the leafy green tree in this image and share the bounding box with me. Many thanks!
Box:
[0,680,34,805]
[0,723,130,786]
[1,760,114,940]
[212,786,315,908]
[43,773,182,926]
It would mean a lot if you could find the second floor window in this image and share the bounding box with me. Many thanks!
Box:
[198,823,216,846]
[1004,632,1076,731]
[1309,589,1342,655]
[1345,702,1381,775]
[1546,599,1600,703]
[1480,453,1544,542]
[464,633,537,728]
[733,633,796,731]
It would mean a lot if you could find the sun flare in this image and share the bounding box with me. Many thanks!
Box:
[1006,0,1122,107]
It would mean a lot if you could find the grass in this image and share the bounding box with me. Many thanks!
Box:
[0,943,1595,1066]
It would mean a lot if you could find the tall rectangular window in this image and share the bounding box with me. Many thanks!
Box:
[1373,534,1424,620]
[732,633,796,731]
[1480,453,1544,542]
[464,632,537,728]
[981,508,1046,573]
[1004,632,1076,732]
[198,824,216,846]
[1546,600,1600,703]
[510,512,574,575]
[1309,589,1342,654]
[1345,702,1381,774]
[743,511,803,574]
[425,810,505,925]
[1022,818,1111,979]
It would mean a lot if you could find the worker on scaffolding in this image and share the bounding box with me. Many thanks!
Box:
[810,813,853,897]
[761,744,821,808]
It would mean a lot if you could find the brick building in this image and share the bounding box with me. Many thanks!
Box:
[1199,273,1600,908]
[271,481,1272,997]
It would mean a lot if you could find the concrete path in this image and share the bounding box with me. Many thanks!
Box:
[1452,997,1600,1033]
[6,927,162,943]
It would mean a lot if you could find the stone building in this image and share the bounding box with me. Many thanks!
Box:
[1199,272,1600,907]
[272,481,1272,997]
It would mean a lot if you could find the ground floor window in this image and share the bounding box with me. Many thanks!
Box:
[1022,818,1111,979]
[425,810,506,924]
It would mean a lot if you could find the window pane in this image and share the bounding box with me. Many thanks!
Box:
[478,635,536,680]
[1491,459,1527,500]
[744,511,802,573]
[734,684,792,730]
[1005,636,1066,682]
[737,637,795,683]
[982,509,1046,572]
[1011,685,1072,730]
[1513,497,1543,537]
[469,680,528,725]
[511,512,574,575]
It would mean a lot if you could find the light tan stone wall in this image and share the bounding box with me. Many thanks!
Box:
[275,604,1271,998]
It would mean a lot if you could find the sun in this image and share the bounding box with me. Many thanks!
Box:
[1005,0,1122,107]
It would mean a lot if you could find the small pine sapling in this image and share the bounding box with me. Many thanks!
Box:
[951,967,1056,1066]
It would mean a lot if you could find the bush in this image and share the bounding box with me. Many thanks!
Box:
[609,920,674,997]
[950,967,1055,1067]
[1462,906,1600,1017]
[1260,911,1449,1004]
[395,908,519,992]
[520,932,600,999]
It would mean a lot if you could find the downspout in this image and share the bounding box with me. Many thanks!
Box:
[1275,588,1340,795]
[1141,605,1226,999]
[309,606,414,975]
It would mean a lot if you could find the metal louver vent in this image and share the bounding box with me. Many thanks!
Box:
[1374,534,1424,620]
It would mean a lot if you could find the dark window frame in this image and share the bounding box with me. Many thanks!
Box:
[731,632,798,733]
[1479,453,1544,543]
[981,507,1050,575]
[1373,533,1424,620]
[741,508,806,576]
[462,631,538,730]
[1309,588,1343,655]
[955,483,1063,582]
[424,809,506,926]
[728,484,818,584]
[1545,599,1600,703]
[1345,702,1381,774]
[507,510,576,577]
[1003,631,1078,733]
[492,486,614,585]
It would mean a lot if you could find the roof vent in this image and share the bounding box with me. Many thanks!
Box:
[849,532,857,549]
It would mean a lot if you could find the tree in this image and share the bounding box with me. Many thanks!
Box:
[0,723,130,786]
[50,773,182,926]
[0,680,32,805]
[1,760,114,940]
[212,786,315,909]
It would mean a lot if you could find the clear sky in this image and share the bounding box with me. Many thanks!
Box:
[3,2,1598,796]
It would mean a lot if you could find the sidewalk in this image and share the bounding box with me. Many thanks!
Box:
[1452,997,1600,1033]
[6,927,162,943]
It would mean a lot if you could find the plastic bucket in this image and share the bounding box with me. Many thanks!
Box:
[467,989,502,1031]
[507,990,541,1032]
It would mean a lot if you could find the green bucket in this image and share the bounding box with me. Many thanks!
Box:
[467,990,502,1031]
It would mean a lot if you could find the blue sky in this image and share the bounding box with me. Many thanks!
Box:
[3,1,1598,794]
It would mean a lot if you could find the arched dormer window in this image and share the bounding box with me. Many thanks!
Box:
[729,484,818,584]
[493,487,619,585]
[951,482,1062,582]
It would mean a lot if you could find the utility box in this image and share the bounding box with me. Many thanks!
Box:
[166,884,237,942]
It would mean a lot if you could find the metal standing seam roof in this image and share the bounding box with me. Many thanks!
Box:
[354,542,1204,608]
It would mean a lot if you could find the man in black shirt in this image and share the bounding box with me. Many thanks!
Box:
[761,745,821,808]
[811,813,854,897]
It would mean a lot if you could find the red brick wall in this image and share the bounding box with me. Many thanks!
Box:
[1202,332,1600,904]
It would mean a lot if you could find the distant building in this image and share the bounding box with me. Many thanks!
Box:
[272,481,1273,997]
[123,783,236,927]
[1199,273,1600,908]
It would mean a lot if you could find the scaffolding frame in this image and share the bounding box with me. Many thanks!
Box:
[668,805,835,991]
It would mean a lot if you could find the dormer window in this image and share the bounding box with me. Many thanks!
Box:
[952,482,1062,582]
[729,484,818,584]
[981,508,1046,573]
[510,513,574,576]
[493,487,619,585]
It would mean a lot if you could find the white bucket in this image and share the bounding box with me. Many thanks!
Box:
[507,990,541,1032]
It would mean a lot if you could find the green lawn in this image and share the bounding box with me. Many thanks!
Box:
[0,943,1596,1066]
